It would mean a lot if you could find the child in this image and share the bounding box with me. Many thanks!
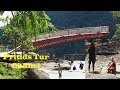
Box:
[107,57,116,75]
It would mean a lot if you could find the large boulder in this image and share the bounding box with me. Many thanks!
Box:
[26,68,50,79]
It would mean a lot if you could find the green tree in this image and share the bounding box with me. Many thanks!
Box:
[112,11,120,40]
[0,11,58,52]
[0,64,27,79]
[112,24,120,40]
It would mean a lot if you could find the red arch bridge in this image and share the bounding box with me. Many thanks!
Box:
[32,26,109,49]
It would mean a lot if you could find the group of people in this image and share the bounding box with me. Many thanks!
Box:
[57,42,116,79]
[87,42,116,75]
[58,60,84,79]
[69,60,84,70]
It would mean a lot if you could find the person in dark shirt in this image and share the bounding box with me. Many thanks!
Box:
[73,65,76,70]
[79,61,84,70]
[70,57,74,64]
[87,42,96,73]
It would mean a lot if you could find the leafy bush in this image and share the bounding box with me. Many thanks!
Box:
[0,63,27,79]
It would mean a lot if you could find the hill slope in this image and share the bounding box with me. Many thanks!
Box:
[39,11,116,59]
[46,11,115,37]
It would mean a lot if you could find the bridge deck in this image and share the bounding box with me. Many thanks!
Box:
[32,26,109,49]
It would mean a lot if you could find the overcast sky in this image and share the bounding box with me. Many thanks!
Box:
[0,11,13,27]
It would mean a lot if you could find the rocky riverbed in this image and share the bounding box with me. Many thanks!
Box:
[85,53,120,79]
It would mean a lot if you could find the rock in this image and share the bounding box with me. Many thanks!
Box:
[54,66,70,70]
[86,73,118,79]
[26,68,50,79]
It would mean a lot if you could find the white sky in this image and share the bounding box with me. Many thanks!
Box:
[0,11,13,27]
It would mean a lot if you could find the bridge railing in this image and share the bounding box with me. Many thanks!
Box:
[35,26,109,41]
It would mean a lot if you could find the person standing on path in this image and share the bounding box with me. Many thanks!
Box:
[87,42,96,73]
[58,63,62,79]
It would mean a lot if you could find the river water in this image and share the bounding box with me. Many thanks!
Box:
[40,61,85,79]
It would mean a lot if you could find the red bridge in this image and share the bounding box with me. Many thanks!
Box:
[32,26,109,49]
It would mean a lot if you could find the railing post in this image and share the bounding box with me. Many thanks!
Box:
[49,32,51,37]
[68,30,69,35]
[100,27,102,33]
[60,31,63,36]
[52,31,53,37]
